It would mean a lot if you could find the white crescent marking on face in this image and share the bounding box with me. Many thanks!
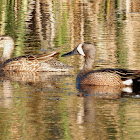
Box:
[77,43,85,56]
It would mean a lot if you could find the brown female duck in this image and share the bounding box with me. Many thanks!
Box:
[0,36,70,72]
[62,43,140,87]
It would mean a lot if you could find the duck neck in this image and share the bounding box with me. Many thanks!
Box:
[76,56,95,88]
[1,42,14,62]
[78,56,95,78]
[82,56,95,72]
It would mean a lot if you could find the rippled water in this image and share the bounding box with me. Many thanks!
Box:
[0,0,140,140]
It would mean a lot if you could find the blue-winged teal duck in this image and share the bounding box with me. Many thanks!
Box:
[62,43,140,87]
[0,36,71,72]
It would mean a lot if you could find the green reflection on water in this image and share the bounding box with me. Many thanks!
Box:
[0,0,140,140]
[54,11,68,46]
[115,1,127,68]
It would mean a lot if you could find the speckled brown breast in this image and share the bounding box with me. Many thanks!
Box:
[79,72,123,86]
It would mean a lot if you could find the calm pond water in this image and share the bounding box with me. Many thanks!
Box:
[0,0,140,140]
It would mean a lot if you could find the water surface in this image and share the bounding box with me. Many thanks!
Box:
[0,0,140,140]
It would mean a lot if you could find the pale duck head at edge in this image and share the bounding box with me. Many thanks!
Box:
[0,36,14,63]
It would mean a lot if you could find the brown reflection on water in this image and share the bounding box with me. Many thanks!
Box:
[66,90,121,140]
[0,0,140,140]
[0,72,75,140]
[66,89,140,140]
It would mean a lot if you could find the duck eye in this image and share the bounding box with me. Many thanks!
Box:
[0,38,4,40]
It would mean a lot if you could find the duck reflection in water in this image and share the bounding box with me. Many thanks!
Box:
[62,43,140,97]
[3,71,71,86]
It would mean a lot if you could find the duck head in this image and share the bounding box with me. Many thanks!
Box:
[61,43,96,59]
[0,36,15,62]
[0,36,14,47]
